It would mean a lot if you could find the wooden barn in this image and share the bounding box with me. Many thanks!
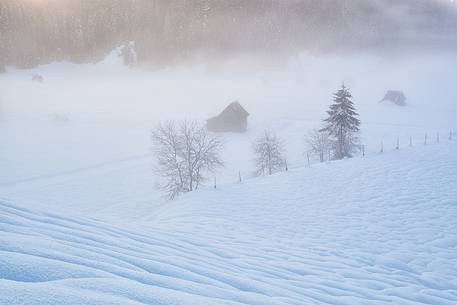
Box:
[207,101,249,133]
[380,90,407,106]
[32,74,44,83]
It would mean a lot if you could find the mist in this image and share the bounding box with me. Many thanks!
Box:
[2,2,457,304]
[2,1,457,180]
[1,0,457,68]
[2,49,456,124]
[1,0,456,121]
[2,48,456,197]
[1,0,457,258]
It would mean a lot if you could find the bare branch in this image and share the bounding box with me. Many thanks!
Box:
[253,130,286,176]
[152,120,224,199]
[306,129,332,163]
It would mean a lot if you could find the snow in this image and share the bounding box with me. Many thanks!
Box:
[1,141,457,304]
[1,52,457,304]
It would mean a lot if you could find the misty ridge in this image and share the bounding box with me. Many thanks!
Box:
[1,0,457,69]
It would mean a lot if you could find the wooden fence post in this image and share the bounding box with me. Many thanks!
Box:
[424,133,428,145]
[380,141,384,153]
[396,138,400,150]
[409,136,413,147]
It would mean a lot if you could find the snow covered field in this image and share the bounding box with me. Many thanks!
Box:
[1,142,457,304]
[1,52,457,304]
[1,51,456,218]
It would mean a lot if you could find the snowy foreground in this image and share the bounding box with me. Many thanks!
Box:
[1,142,457,304]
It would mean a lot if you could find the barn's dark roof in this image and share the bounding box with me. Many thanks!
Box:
[380,90,407,106]
[217,101,249,119]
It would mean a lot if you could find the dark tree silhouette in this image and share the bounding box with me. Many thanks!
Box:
[321,85,361,160]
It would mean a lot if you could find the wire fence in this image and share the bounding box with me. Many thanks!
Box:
[234,129,455,184]
[372,130,454,154]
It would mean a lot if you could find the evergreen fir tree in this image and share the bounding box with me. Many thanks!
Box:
[321,84,361,159]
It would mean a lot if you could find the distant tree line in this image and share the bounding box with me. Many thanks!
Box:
[1,0,457,69]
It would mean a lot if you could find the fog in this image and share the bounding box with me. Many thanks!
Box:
[2,49,457,125]
[2,3,457,303]
[2,0,457,68]
[1,0,457,211]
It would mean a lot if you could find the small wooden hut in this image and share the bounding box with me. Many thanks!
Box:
[380,90,407,106]
[207,101,249,133]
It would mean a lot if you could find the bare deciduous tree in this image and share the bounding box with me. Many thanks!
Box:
[253,130,286,176]
[306,129,331,162]
[151,120,223,199]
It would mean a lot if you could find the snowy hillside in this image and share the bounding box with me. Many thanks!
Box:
[1,38,456,305]
[1,51,457,221]
[3,1,457,304]
[1,143,456,305]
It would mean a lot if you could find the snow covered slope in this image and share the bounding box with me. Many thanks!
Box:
[1,142,456,304]
[2,50,457,221]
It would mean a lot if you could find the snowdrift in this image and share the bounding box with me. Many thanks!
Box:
[1,143,457,304]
